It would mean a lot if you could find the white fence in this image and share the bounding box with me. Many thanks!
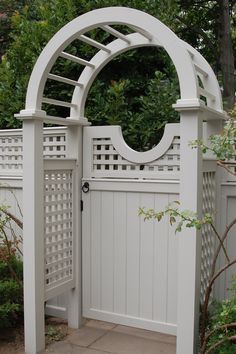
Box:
[0,125,235,322]
[82,125,181,334]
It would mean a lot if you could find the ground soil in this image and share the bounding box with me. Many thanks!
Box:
[0,317,72,354]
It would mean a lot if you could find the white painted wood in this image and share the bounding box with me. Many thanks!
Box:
[129,25,153,41]
[173,100,226,121]
[84,308,176,335]
[82,179,179,194]
[45,302,67,319]
[183,40,223,110]
[113,192,127,315]
[20,6,223,115]
[16,112,89,125]
[44,165,75,300]
[71,33,161,118]
[90,191,101,310]
[198,87,216,102]
[22,119,45,354]
[225,192,236,289]
[60,51,95,68]
[101,192,114,312]
[100,25,131,44]
[139,193,154,320]
[215,184,236,301]
[193,63,208,78]
[79,35,111,53]
[48,73,84,87]
[82,185,92,314]
[167,193,178,325]
[83,124,180,173]
[126,192,141,318]
[82,173,179,334]
[153,194,169,323]
[42,97,77,108]
[176,110,203,354]
[66,126,83,329]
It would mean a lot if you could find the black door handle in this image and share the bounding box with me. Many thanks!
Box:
[82,181,90,193]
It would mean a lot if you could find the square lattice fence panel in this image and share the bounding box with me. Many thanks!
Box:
[44,160,76,301]
[200,170,216,303]
[0,128,67,173]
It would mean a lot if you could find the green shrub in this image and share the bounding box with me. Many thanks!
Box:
[205,281,236,353]
[0,256,23,328]
[0,255,23,281]
[0,302,22,329]
[0,279,23,305]
[0,203,23,328]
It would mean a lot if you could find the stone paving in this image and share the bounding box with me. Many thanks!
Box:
[41,319,176,354]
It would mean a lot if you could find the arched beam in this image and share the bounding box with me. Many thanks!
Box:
[70,32,163,118]
[24,7,198,113]
[182,41,222,110]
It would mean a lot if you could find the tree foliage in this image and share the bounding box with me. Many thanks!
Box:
[0,0,181,151]
[0,0,30,58]
[177,0,236,109]
[0,0,235,149]
[0,203,23,329]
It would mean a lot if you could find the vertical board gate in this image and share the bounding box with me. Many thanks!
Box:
[82,124,180,335]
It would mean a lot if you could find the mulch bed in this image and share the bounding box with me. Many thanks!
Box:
[0,317,71,354]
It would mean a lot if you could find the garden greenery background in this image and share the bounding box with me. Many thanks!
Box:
[0,0,235,151]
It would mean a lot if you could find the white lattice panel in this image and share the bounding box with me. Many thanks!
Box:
[44,168,74,299]
[84,125,181,180]
[0,128,67,172]
[0,135,23,170]
[200,171,216,303]
[43,131,66,158]
[92,137,180,174]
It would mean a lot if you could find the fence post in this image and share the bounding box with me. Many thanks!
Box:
[66,125,83,328]
[22,118,45,353]
[174,104,203,354]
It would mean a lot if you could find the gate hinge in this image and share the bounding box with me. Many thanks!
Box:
[81,200,83,212]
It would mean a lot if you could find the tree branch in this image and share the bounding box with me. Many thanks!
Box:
[175,15,217,55]
[0,208,23,229]
[200,258,236,347]
[217,160,236,176]
[205,335,236,354]
[210,222,230,263]
[200,322,236,353]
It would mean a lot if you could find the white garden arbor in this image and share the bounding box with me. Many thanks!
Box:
[15,7,227,354]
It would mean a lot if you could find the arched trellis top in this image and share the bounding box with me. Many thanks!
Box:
[17,6,225,124]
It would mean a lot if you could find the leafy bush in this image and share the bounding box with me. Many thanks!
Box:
[0,254,23,328]
[0,203,23,328]
[0,302,22,329]
[86,70,179,151]
[206,282,236,354]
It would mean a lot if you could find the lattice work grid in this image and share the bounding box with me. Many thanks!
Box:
[0,131,67,171]
[43,133,66,158]
[44,169,74,295]
[0,135,23,170]
[200,171,216,303]
[92,136,180,176]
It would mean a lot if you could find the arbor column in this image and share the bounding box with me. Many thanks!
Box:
[174,104,203,354]
[22,118,45,354]
[66,125,83,328]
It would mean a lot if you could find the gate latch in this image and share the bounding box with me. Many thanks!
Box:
[82,181,90,193]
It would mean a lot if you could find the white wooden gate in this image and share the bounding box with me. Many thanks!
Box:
[82,124,180,335]
[14,6,227,353]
